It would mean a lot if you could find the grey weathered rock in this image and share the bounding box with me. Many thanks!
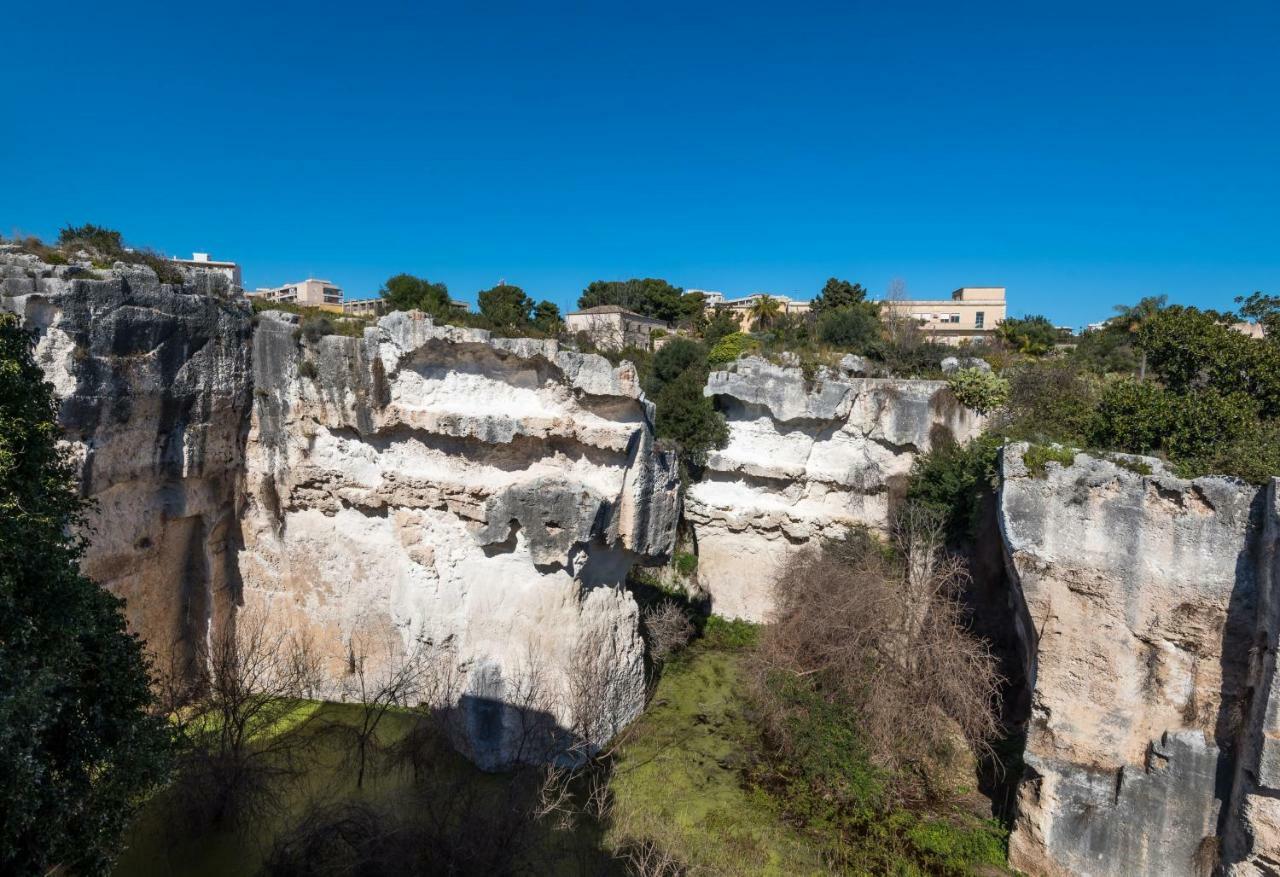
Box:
[689,357,985,620]
[1,252,253,671]
[838,353,873,376]
[999,443,1264,876]
[941,355,991,374]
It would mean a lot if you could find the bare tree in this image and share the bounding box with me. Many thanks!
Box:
[335,629,454,789]
[169,608,324,828]
[641,600,694,666]
[756,507,1002,804]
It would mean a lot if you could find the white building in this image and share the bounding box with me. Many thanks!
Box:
[171,252,242,289]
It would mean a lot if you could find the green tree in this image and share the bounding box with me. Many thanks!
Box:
[946,368,1009,415]
[811,278,869,314]
[996,315,1059,356]
[748,294,782,330]
[1113,295,1167,380]
[57,223,125,256]
[817,305,882,351]
[702,308,741,345]
[1070,321,1140,376]
[1088,378,1174,454]
[478,283,536,328]
[1235,291,1280,339]
[0,314,171,875]
[378,274,450,317]
[645,338,708,398]
[532,300,562,334]
[653,369,728,468]
[578,278,686,322]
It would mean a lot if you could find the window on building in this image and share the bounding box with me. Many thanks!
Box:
[949,314,961,323]
[975,311,985,329]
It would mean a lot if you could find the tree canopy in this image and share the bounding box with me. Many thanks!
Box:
[0,314,171,875]
[810,278,870,314]
[996,315,1059,356]
[577,279,699,324]
[477,283,536,327]
[378,274,451,317]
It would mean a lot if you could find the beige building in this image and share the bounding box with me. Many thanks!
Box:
[343,297,472,318]
[880,287,1007,345]
[248,278,344,313]
[697,290,812,331]
[565,305,669,350]
[171,252,241,289]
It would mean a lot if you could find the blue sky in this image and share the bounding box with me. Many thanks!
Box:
[2,1,1276,327]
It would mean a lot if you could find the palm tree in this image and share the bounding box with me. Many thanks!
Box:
[749,294,782,331]
[1113,295,1167,381]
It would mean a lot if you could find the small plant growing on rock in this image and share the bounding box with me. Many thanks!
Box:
[946,367,1010,415]
[1023,443,1077,477]
[707,332,758,366]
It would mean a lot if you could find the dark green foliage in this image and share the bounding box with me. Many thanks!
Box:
[58,223,124,253]
[701,615,759,650]
[578,278,691,323]
[300,315,334,343]
[1022,444,1078,477]
[996,314,1059,355]
[1001,361,1099,445]
[945,368,1009,415]
[297,359,319,380]
[531,300,561,333]
[646,338,707,397]
[810,277,869,314]
[702,308,741,346]
[816,303,882,351]
[0,314,172,875]
[906,434,1002,545]
[378,273,450,317]
[674,551,698,577]
[477,283,536,328]
[1088,379,1174,454]
[1070,322,1140,376]
[653,369,729,468]
[876,339,953,379]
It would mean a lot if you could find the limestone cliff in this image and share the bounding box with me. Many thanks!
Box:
[686,356,985,620]
[239,310,679,768]
[0,248,253,672]
[999,443,1268,877]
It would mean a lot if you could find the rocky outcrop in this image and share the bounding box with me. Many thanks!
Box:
[686,356,984,620]
[999,443,1267,877]
[1,249,253,672]
[239,310,679,767]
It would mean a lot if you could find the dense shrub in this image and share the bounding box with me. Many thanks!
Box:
[706,332,757,365]
[996,314,1060,355]
[998,360,1099,445]
[946,368,1009,415]
[816,304,882,351]
[906,434,1002,545]
[1088,378,1173,454]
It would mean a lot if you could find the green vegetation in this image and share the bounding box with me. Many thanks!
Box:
[707,331,758,365]
[377,273,450,317]
[995,314,1060,356]
[674,550,698,577]
[1022,444,1077,477]
[907,434,1003,545]
[946,368,1010,415]
[643,338,728,471]
[56,224,186,283]
[250,298,373,339]
[578,278,705,326]
[1,314,172,875]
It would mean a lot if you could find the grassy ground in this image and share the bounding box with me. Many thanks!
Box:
[606,643,828,876]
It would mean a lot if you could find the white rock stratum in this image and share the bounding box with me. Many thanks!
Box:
[686,356,985,621]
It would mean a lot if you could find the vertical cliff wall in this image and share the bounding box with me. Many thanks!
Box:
[686,356,985,621]
[239,311,680,767]
[1,250,253,672]
[999,443,1268,877]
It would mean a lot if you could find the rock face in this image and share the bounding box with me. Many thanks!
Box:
[239,311,679,767]
[999,443,1268,877]
[686,356,984,620]
[1,251,253,672]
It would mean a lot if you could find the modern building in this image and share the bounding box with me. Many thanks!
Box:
[565,305,669,351]
[171,252,241,289]
[247,278,344,313]
[696,290,812,331]
[879,287,1007,346]
[343,298,383,317]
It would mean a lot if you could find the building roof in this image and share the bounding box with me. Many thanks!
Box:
[567,305,668,322]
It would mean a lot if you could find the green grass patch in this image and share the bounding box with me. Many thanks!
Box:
[607,645,827,875]
[1022,443,1077,477]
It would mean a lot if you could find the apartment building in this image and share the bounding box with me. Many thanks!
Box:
[880,287,1007,345]
[248,278,344,313]
[170,252,242,289]
[696,290,812,331]
[565,305,670,351]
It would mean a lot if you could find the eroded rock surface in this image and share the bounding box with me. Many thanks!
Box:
[999,443,1265,876]
[686,356,984,620]
[1,249,253,671]
[239,311,679,767]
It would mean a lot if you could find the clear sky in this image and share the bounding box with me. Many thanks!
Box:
[2,1,1276,327]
